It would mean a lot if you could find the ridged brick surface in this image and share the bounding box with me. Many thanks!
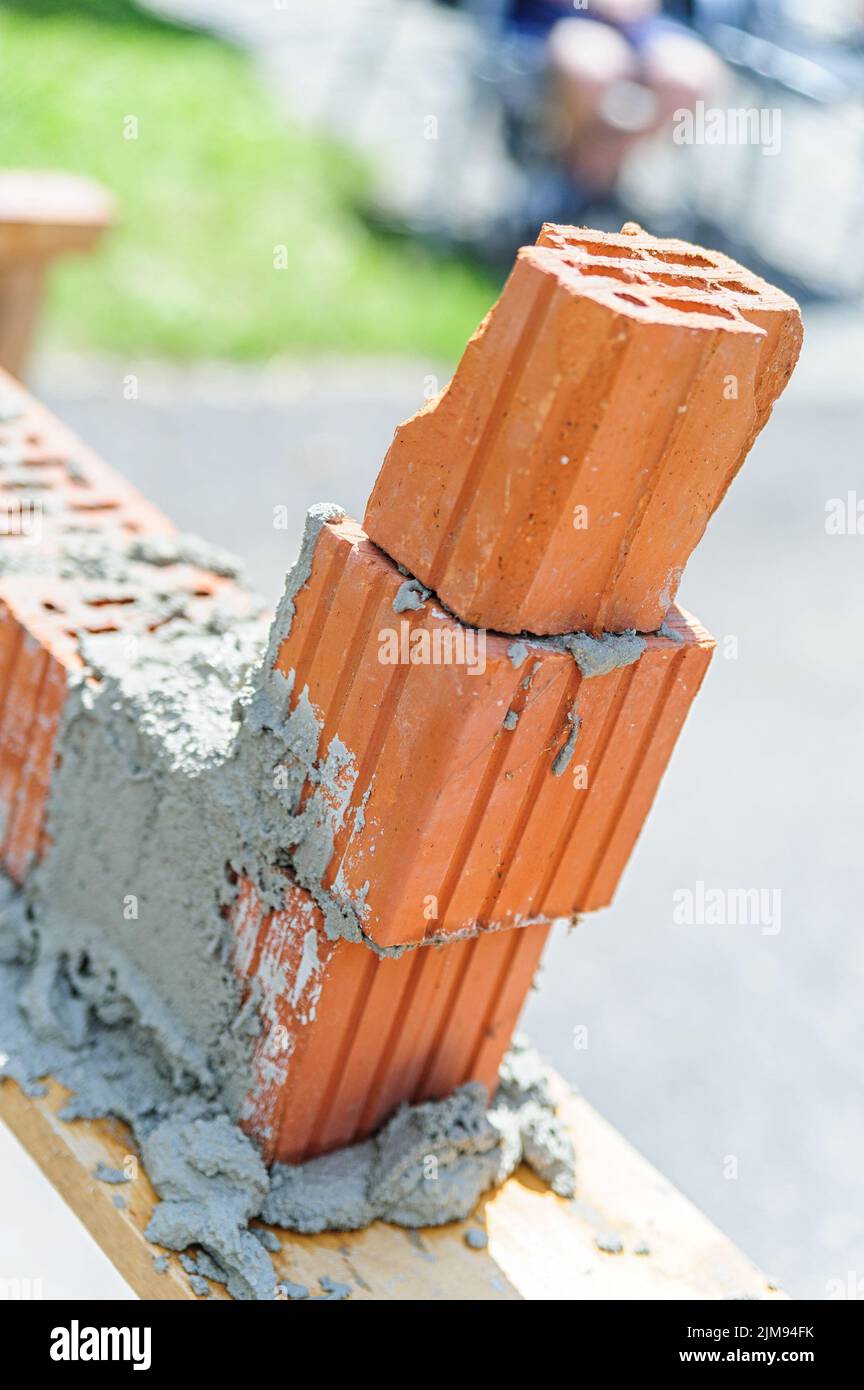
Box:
[233,876,550,1163]
[0,607,67,880]
[273,515,714,948]
[364,227,801,636]
[0,374,172,548]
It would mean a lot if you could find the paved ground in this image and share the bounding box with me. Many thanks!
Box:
[0,305,861,1300]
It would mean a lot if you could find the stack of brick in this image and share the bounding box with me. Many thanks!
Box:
[235,225,801,1163]
[0,224,802,1171]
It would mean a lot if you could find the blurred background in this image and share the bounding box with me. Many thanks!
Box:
[0,0,862,1301]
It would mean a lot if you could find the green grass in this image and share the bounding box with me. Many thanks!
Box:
[0,2,498,359]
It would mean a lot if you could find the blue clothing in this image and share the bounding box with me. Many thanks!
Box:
[509,0,577,35]
[508,2,686,52]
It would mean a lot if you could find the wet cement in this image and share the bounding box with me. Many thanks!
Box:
[264,1037,576,1236]
[0,505,623,1297]
[0,903,574,1299]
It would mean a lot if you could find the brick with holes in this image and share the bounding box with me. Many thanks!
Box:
[233,876,551,1163]
[0,373,171,547]
[0,371,258,881]
[364,226,801,636]
[270,510,713,950]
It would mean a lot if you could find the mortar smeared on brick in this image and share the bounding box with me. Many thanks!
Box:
[0,505,669,1121]
[0,896,573,1298]
[507,628,645,683]
[391,578,431,613]
[126,534,245,580]
[264,1038,575,1233]
[22,615,377,1096]
[551,709,581,778]
[0,504,579,1296]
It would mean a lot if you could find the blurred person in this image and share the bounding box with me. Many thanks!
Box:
[507,0,728,196]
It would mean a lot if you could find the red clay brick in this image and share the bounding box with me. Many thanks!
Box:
[0,369,174,552]
[364,228,801,636]
[234,876,550,1163]
[272,513,713,949]
[3,650,67,883]
[0,559,256,889]
[0,375,259,883]
[0,624,49,850]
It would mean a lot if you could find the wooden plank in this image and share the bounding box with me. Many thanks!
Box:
[0,1072,785,1302]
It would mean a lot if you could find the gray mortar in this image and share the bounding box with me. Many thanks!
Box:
[316,1276,352,1300]
[509,630,644,681]
[252,1225,281,1254]
[556,630,646,678]
[502,710,518,731]
[504,629,645,772]
[392,578,430,613]
[0,500,592,1296]
[281,1280,309,1300]
[22,616,274,1108]
[194,1249,232,1282]
[1,921,574,1297]
[3,509,385,1113]
[142,1115,273,1300]
[551,709,580,778]
[252,502,345,693]
[264,1083,501,1232]
[127,535,245,580]
[264,1039,575,1233]
[658,618,685,645]
[94,1163,129,1184]
[493,1039,577,1198]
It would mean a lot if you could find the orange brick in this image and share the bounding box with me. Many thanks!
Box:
[0,567,258,884]
[233,877,549,1163]
[0,368,174,554]
[3,650,67,883]
[364,227,801,636]
[0,622,48,849]
[272,513,713,949]
[0,375,259,884]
